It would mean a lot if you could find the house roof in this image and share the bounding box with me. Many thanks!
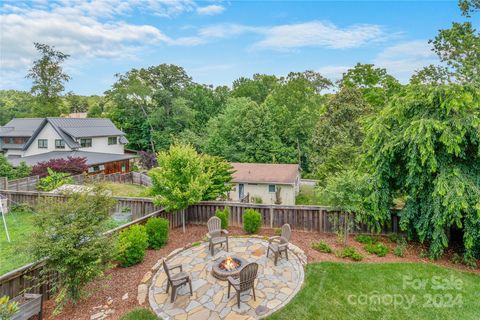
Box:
[6,117,129,150]
[0,118,44,137]
[8,151,136,167]
[230,162,299,184]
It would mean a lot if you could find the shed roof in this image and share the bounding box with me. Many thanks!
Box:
[8,151,136,167]
[230,162,299,184]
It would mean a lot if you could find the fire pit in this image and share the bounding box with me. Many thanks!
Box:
[212,255,247,281]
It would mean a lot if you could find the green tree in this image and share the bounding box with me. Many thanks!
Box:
[27,43,70,117]
[201,154,234,200]
[410,65,453,85]
[204,97,295,163]
[311,88,370,184]
[0,155,30,179]
[339,63,401,109]
[232,74,279,104]
[0,90,35,125]
[30,186,116,311]
[149,144,209,232]
[363,85,480,260]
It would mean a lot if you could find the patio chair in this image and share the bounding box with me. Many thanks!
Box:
[266,223,291,265]
[206,216,229,255]
[227,262,258,308]
[163,260,193,303]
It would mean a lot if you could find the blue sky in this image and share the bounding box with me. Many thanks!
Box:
[0,0,468,95]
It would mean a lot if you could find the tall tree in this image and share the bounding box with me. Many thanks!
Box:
[339,63,401,109]
[232,74,279,104]
[363,84,480,260]
[311,88,370,184]
[0,90,35,125]
[27,43,70,117]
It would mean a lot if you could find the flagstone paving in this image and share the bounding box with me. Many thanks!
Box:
[148,237,305,319]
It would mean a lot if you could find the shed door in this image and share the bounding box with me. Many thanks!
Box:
[238,183,244,200]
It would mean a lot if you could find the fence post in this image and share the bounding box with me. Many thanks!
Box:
[269,206,274,229]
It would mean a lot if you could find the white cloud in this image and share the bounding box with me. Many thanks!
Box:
[196,4,225,15]
[0,0,200,87]
[195,21,389,50]
[374,40,438,82]
[254,22,388,50]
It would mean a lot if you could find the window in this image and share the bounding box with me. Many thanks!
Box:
[55,139,65,149]
[268,184,276,193]
[108,137,117,145]
[80,138,92,148]
[8,137,14,144]
[38,139,48,148]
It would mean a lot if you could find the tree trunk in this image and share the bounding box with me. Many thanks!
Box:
[182,209,185,234]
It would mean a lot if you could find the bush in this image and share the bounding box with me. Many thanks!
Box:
[0,296,19,319]
[274,228,282,236]
[312,241,333,253]
[32,156,88,177]
[388,233,399,243]
[37,168,74,191]
[364,243,389,257]
[337,246,363,261]
[394,237,407,257]
[251,195,263,204]
[355,234,378,244]
[145,217,169,249]
[116,225,148,267]
[120,308,158,320]
[243,209,261,234]
[215,207,229,230]
[30,186,115,311]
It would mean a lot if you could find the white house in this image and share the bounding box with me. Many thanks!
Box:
[227,163,300,205]
[0,117,135,174]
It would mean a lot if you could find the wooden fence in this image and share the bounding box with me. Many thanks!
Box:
[0,191,399,300]
[70,171,152,187]
[0,176,40,191]
[186,202,400,234]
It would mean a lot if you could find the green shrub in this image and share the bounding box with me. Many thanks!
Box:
[116,225,148,267]
[337,246,363,261]
[394,237,407,257]
[355,234,378,244]
[388,233,399,243]
[274,228,282,236]
[120,308,158,320]
[0,296,19,319]
[312,241,333,253]
[145,217,169,249]
[364,243,389,257]
[215,207,229,230]
[251,195,263,204]
[243,209,262,234]
[37,168,74,191]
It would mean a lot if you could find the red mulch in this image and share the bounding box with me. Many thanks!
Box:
[43,225,480,320]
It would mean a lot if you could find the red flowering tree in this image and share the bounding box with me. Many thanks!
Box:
[32,157,88,177]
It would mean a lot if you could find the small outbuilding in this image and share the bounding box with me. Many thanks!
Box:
[228,163,300,205]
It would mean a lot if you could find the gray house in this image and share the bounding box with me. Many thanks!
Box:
[0,117,135,174]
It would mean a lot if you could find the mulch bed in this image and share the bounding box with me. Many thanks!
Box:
[43,225,479,320]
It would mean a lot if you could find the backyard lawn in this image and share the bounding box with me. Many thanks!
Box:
[296,184,324,205]
[91,182,149,198]
[0,207,128,276]
[0,208,35,275]
[268,262,480,320]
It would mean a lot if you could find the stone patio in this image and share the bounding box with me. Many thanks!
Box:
[148,237,306,319]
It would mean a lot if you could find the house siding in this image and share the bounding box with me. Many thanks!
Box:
[228,182,297,205]
[24,123,72,156]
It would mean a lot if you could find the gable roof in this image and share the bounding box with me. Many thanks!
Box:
[21,117,127,150]
[0,118,44,137]
[230,162,299,184]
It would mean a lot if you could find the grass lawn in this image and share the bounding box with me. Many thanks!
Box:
[268,262,480,320]
[0,207,128,276]
[120,308,158,320]
[296,184,324,205]
[94,182,149,198]
[0,208,36,276]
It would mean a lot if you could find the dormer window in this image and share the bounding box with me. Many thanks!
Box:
[80,138,92,148]
[55,139,65,149]
[108,137,117,145]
